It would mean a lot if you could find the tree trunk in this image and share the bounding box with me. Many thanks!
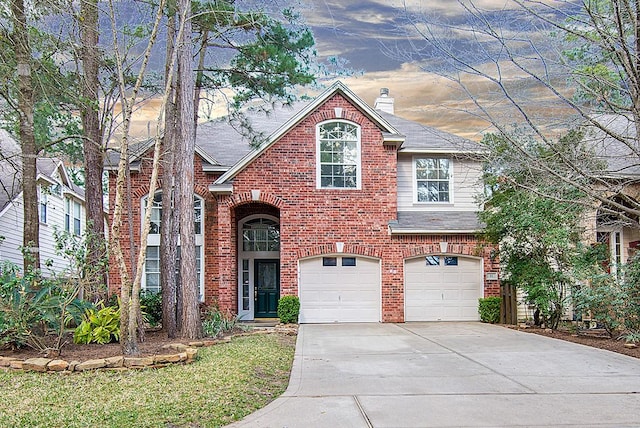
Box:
[161,5,179,338]
[107,0,168,355]
[12,0,39,272]
[80,0,107,300]
[176,0,201,339]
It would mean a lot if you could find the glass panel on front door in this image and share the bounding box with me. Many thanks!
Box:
[255,259,279,318]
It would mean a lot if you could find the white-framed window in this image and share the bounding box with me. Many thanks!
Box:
[144,246,161,294]
[316,120,361,189]
[65,197,82,235]
[148,193,162,234]
[38,187,48,224]
[144,193,202,236]
[141,193,205,301]
[144,245,204,299]
[414,157,452,203]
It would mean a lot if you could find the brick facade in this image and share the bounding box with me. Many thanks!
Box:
[108,92,499,323]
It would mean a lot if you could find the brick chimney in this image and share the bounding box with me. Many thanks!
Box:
[374,88,394,115]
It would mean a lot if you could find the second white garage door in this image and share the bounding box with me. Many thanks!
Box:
[405,255,482,321]
[298,256,380,323]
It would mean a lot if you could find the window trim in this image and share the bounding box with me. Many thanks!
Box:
[142,193,204,246]
[64,197,82,236]
[316,120,362,190]
[412,156,454,204]
[142,245,204,301]
[38,186,47,224]
[140,193,206,301]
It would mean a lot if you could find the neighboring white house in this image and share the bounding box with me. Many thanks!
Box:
[0,129,87,275]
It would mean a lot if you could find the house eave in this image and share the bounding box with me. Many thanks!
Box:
[202,165,230,173]
[63,188,85,202]
[389,228,480,235]
[104,164,141,172]
[382,133,405,148]
[399,148,486,155]
[208,183,233,194]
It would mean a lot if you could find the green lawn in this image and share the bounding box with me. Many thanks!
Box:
[0,334,296,428]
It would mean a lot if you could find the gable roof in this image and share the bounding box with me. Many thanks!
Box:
[104,138,224,172]
[212,81,404,185]
[0,129,84,214]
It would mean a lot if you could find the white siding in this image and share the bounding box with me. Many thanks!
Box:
[397,153,483,211]
[0,186,86,276]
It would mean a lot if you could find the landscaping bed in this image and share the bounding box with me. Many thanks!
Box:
[513,325,640,359]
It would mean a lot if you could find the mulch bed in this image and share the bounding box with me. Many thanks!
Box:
[512,326,640,359]
[1,329,229,361]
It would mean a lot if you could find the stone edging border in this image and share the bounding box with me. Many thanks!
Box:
[0,324,298,373]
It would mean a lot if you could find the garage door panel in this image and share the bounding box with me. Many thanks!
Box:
[462,289,480,300]
[299,257,380,323]
[405,256,482,322]
[442,273,461,284]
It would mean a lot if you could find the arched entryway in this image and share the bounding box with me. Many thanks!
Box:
[236,204,280,320]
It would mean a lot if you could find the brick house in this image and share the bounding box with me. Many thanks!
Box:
[106,82,500,323]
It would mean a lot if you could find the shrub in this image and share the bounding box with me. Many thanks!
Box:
[202,308,242,338]
[573,250,640,338]
[73,303,120,344]
[140,290,162,327]
[277,295,300,324]
[0,262,91,352]
[478,297,501,324]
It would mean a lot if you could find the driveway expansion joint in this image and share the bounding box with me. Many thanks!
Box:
[353,395,374,428]
[394,323,538,394]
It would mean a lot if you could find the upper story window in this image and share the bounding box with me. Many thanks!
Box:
[144,193,203,235]
[65,197,82,235]
[242,218,280,252]
[38,187,48,224]
[317,121,361,189]
[415,158,452,203]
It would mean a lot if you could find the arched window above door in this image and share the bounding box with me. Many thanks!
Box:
[242,218,280,252]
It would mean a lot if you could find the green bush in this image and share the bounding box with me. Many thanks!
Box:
[573,254,640,338]
[140,290,162,327]
[478,297,501,324]
[73,303,120,344]
[1,261,91,351]
[277,295,300,324]
[202,308,244,338]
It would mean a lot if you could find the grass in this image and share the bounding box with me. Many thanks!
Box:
[0,333,296,428]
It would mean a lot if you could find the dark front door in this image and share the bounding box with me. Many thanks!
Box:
[255,259,280,318]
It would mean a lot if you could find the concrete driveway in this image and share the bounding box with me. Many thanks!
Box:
[228,323,640,427]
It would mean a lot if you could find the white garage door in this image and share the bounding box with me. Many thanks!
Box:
[405,255,482,321]
[298,256,380,323]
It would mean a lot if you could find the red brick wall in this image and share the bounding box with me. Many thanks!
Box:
[214,93,498,322]
[108,93,499,323]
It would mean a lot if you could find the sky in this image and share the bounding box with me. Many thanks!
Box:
[130,0,574,141]
[297,0,575,140]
